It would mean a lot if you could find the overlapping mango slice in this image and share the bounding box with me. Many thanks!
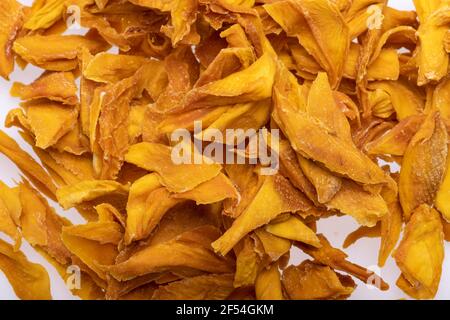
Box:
[0,0,448,301]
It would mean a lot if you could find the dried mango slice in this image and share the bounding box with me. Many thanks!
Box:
[19,181,72,264]
[125,142,222,193]
[379,200,403,266]
[343,224,381,249]
[366,115,425,156]
[126,187,182,244]
[62,230,118,280]
[297,156,342,204]
[298,235,389,290]
[0,196,21,250]
[172,173,239,205]
[170,52,276,113]
[108,226,234,281]
[11,72,78,105]
[436,154,450,222]
[399,112,448,220]
[394,205,444,299]
[255,263,283,300]
[416,3,450,85]
[367,80,424,120]
[152,274,234,300]
[432,77,450,121]
[326,180,389,227]
[273,82,389,187]
[13,34,108,70]
[282,260,355,300]
[265,215,321,248]
[83,53,152,83]
[23,101,78,149]
[161,0,198,46]
[0,0,24,79]
[0,239,51,300]
[24,0,66,31]
[56,180,129,209]
[233,236,260,288]
[254,229,291,262]
[212,175,311,256]
[62,219,123,245]
[0,130,57,199]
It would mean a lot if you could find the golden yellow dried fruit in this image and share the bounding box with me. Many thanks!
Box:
[394,205,444,299]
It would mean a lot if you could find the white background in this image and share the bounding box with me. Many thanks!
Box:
[1,0,448,300]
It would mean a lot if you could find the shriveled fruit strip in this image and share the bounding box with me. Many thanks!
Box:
[0,130,57,200]
[212,175,311,256]
[0,238,51,300]
[399,112,448,220]
[297,235,389,290]
[394,204,444,299]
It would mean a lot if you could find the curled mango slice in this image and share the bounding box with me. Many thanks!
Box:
[394,204,444,299]
[212,174,311,256]
[399,112,448,220]
[0,239,51,300]
[11,72,78,105]
[282,260,355,300]
[0,0,24,79]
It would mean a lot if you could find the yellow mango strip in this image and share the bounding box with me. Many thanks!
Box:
[151,274,235,300]
[212,175,311,256]
[0,130,57,199]
[83,53,152,83]
[56,180,129,209]
[62,219,123,245]
[254,229,291,262]
[366,114,425,156]
[107,226,234,281]
[37,249,105,300]
[298,235,389,290]
[19,181,72,265]
[13,34,109,71]
[326,180,389,227]
[255,263,283,300]
[171,173,239,205]
[399,112,448,220]
[0,182,21,226]
[233,237,260,288]
[10,72,78,105]
[0,239,51,300]
[125,142,222,193]
[61,231,118,280]
[126,187,182,244]
[266,215,321,248]
[0,195,21,250]
[436,154,450,222]
[416,3,450,85]
[0,0,24,79]
[161,0,199,46]
[23,101,78,149]
[282,260,355,300]
[273,88,389,187]
[201,101,271,140]
[367,80,425,120]
[169,52,276,113]
[432,77,450,121]
[343,224,381,249]
[278,140,317,203]
[344,44,400,81]
[394,205,444,299]
[24,0,66,31]
[297,156,342,204]
[379,200,403,267]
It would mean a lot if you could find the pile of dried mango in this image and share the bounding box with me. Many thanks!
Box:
[0,0,449,300]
